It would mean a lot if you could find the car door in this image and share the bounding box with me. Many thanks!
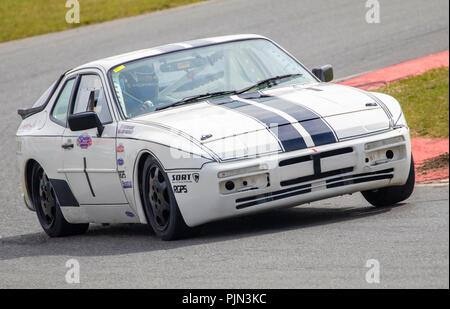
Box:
[45,75,77,192]
[62,71,127,205]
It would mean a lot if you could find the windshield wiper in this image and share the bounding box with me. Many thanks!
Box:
[156,90,238,111]
[236,73,303,94]
[155,74,303,111]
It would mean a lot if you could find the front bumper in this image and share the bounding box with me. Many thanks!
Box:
[171,127,412,227]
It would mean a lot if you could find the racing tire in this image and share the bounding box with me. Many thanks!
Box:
[31,164,89,237]
[361,155,415,207]
[141,156,190,240]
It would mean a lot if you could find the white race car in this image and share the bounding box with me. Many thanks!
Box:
[17,34,415,240]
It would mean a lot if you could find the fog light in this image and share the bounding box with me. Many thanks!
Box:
[219,173,270,195]
[225,181,235,191]
[386,150,394,159]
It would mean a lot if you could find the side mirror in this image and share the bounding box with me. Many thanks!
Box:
[68,111,104,136]
[312,65,333,82]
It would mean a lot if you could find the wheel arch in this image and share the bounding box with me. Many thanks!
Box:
[24,158,40,210]
[133,149,169,224]
[136,151,151,221]
[131,144,208,227]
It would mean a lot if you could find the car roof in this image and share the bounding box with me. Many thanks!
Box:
[69,34,267,74]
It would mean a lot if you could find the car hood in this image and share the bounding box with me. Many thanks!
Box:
[132,83,392,160]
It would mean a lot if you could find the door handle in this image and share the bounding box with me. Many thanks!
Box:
[62,142,74,149]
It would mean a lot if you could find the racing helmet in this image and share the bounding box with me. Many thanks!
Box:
[120,64,159,103]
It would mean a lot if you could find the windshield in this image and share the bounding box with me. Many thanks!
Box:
[109,39,317,118]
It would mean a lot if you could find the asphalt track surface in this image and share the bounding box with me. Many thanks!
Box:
[0,0,448,288]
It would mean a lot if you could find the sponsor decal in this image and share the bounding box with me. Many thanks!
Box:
[366,102,378,107]
[172,174,191,183]
[118,171,126,179]
[193,173,200,183]
[117,144,125,153]
[171,173,200,184]
[122,181,132,189]
[76,133,92,149]
[114,65,126,73]
[125,211,135,218]
[177,61,190,70]
[20,123,34,131]
[173,185,188,193]
[117,158,124,166]
[118,125,134,134]
[200,134,213,141]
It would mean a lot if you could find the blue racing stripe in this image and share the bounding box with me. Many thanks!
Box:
[210,97,307,151]
[253,96,338,146]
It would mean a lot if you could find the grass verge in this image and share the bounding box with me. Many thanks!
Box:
[0,0,205,43]
[375,66,449,138]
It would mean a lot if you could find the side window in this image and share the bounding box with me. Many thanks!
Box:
[51,78,75,125]
[72,75,112,124]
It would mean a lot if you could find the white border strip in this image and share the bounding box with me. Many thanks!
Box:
[233,95,315,147]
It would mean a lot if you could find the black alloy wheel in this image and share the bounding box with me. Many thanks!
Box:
[148,164,171,230]
[141,156,189,240]
[31,163,89,237]
[35,167,57,229]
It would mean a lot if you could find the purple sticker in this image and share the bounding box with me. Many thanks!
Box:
[117,158,124,166]
[77,133,92,149]
[125,211,135,217]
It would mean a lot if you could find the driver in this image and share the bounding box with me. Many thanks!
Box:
[119,64,159,116]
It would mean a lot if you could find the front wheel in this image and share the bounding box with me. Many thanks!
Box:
[31,164,89,237]
[141,156,190,240]
[361,156,415,207]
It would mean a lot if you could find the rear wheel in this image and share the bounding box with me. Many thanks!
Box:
[141,156,190,240]
[362,156,415,207]
[31,164,89,237]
